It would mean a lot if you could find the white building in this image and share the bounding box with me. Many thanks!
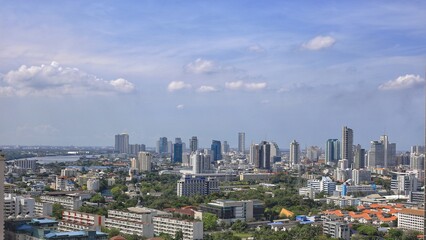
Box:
[323,221,350,240]
[40,195,82,210]
[391,172,418,195]
[59,210,105,231]
[61,168,78,177]
[192,152,211,174]
[299,187,319,199]
[352,169,371,185]
[4,194,35,218]
[14,159,37,171]
[105,209,156,238]
[55,176,75,191]
[86,178,100,191]
[34,202,53,216]
[138,151,152,172]
[200,199,264,224]
[326,196,360,207]
[153,217,203,240]
[307,176,336,195]
[397,208,424,232]
[289,140,300,167]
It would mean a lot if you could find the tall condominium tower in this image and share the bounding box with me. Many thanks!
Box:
[138,152,152,172]
[221,141,230,154]
[290,140,300,166]
[115,133,129,154]
[0,150,5,240]
[211,140,222,161]
[250,144,260,167]
[189,136,198,152]
[325,139,340,165]
[368,141,384,168]
[341,126,354,164]
[353,144,366,169]
[238,132,245,154]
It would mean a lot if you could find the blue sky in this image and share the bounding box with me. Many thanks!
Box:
[0,1,424,150]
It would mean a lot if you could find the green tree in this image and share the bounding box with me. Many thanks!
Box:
[174,230,184,240]
[107,228,120,238]
[203,213,218,231]
[402,230,421,240]
[52,203,64,220]
[386,228,403,240]
[357,224,378,236]
[230,220,247,232]
[90,193,105,203]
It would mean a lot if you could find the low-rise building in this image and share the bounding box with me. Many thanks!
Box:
[200,199,264,224]
[59,210,105,232]
[398,208,424,232]
[153,217,203,240]
[105,209,154,238]
[177,175,219,197]
[34,202,53,217]
[4,194,35,218]
[323,221,350,240]
[40,196,82,210]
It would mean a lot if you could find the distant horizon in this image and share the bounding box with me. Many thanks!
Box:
[0,1,424,150]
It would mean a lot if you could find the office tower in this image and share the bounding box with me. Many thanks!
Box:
[167,141,173,154]
[115,133,129,154]
[270,142,281,162]
[175,138,182,144]
[173,143,183,163]
[0,150,5,240]
[249,144,260,167]
[353,144,365,169]
[138,152,152,172]
[391,172,418,195]
[238,132,245,154]
[290,140,300,167]
[156,137,168,154]
[341,126,353,164]
[221,141,230,154]
[190,136,198,152]
[211,140,222,161]
[326,139,340,165]
[352,169,371,185]
[380,135,396,168]
[411,145,425,155]
[368,141,384,168]
[259,141,271,170]
[410,154,424,171]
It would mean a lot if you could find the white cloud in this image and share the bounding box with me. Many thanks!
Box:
[302,35,336,50]
[248,44,266,53]
[196,85,218,93]
[225,81,244,90]
[167,81,191,92]
[185,58,217,74]
[176,104,184,109]
[225,81,267,91]
[245,82,267,91]
[379,74,424,90]
[0,62,135,97]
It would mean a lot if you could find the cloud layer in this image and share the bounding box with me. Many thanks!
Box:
[378,74,424,90]
[0,62,135,96]
[185,58,217,74]
[167,81,192,92]
[302,36,336,50]
[225,81,267,91]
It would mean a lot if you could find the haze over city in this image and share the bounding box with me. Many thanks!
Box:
[0,1,425,149]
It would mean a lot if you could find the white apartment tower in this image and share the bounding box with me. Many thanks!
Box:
[290,140,300,167]
[115,133,130,154]
[138,152,152,172]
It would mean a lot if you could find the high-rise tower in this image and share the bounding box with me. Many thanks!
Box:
[211,140,222,161]
[290,140,300,167]
[341,126,354,164]
[190,136,198,153]
[238,132,245,154]
[115,133,129,154]
[325,139,340,165]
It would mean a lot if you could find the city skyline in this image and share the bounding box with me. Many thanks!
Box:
[0,1,424,149]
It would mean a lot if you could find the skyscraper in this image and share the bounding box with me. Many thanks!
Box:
[190,136,198,152]
[0,150,5,240]
[211,140,222,161]
[115,133,129,154]
[368,141,384,168]
[290,140,300,166]
[173,142,183,163]
[156,137,168,154]
[325,139,340,165]
[249,144,260,167]
[138,152,152,172]
[238,132,245,154]
[380,135,396,168]
[259,141,271,170]
[221,141,230,154]
[353,144,365,169]
[341,126,354,164]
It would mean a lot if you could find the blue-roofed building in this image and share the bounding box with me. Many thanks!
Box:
[45,230,108,239]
